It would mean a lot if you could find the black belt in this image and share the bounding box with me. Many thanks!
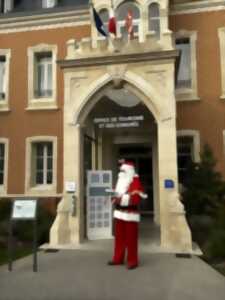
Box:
[116,205,138,211]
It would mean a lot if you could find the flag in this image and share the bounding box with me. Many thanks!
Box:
[125,10,134,39]
[108,8,116,36]
[92,7,107,37]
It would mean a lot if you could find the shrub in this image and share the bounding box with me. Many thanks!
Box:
[182,144,225,217]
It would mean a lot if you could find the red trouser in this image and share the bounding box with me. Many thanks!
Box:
[112,218,139,267]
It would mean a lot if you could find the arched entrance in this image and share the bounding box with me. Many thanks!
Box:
[50,34,193,253]
[78,81,159,240]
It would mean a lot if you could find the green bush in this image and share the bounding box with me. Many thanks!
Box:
[182,144,225,217]
[13,206,55,245]
[0,200,55,246]
[181,144,225,261]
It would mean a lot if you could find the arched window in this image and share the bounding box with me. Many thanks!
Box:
[116,1,140,38]
[99,8,109,36]
[148,3,160,39]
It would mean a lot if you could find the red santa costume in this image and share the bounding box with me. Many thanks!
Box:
[108,161,146,269]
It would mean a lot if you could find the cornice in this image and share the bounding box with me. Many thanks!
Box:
[170,0,225,15]
[0,8,90,34]
[58,50,179,69]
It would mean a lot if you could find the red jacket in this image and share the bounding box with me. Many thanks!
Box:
[114,175,144,222]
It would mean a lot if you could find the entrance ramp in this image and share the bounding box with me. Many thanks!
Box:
[41,216,202,255]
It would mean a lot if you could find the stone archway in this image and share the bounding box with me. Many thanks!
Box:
[50,35,193,253]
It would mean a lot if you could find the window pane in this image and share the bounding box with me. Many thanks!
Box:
[36,157,43,170]
[176,38,191,88]
[0,144,5,157]
[36,53,52,97]
[37,64,45,96]
[0,172,3,185]
[149,3,160,37]
[47,171,53,184]
[149,3,159,18]
[0,158,4,171]
[47,63,52,95]
[47,143,53,156]
[0,60,6,98]
[36,171,44,184]
[99,9,109,23]
[47,157,52,170]
[36,143,44,156]
[150,19,160,36]
[177,136,193,184]
[117,2,140,20]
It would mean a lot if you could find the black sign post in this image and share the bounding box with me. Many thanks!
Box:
[8,198,38,272]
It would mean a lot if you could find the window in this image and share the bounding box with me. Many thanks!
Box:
[99,9,109,36]
[148,3,160,39]
[27,44,57,110]
[177,130,200,184]
[176,38,191,89]
[35,52,53,98]
[0,0,13,13]
[218,28,225,99]
[42,0,57,8]
[0,49,10,111]
[0,138,8,193]
[177,136,194,184]
[174,31,198,101]
[0,143,5,185]
[116,1,140,38]
[25,136,57,194]
[0,56,6,100]
[32,142,53,185]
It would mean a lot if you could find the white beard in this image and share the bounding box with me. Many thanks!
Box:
[115,171,133,197]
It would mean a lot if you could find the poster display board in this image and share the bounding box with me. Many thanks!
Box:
[12,199,37,220]
[8,198,38,272]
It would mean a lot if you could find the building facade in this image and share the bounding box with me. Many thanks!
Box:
[0,0,225,253]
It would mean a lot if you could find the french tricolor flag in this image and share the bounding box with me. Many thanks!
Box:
[108,8,116,36]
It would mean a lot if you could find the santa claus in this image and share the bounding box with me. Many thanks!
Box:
[108,160,147,270]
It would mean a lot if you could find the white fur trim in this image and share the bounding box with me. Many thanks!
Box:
[114,210,140,222]
[120,194,130,206]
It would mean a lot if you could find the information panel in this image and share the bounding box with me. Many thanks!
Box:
[12,199,37,220]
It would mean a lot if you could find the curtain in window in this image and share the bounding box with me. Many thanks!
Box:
[176,39,191,88]
[36,55,52,97]
[0,60,6,99]
[149,3,160,38]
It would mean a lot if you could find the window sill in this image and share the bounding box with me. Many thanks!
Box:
[175,89,200,102]
[26,106,59,111]
[26,98,58,110]
[0,103,10,112]
[0,186,7,195]
[26,185,57,195]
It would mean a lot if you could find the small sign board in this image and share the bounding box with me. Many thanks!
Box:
[65,181,76,193]
[164,179,174,189]
[12,199,37,220]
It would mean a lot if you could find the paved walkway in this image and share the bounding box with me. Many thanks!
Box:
[0,244,225,300]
